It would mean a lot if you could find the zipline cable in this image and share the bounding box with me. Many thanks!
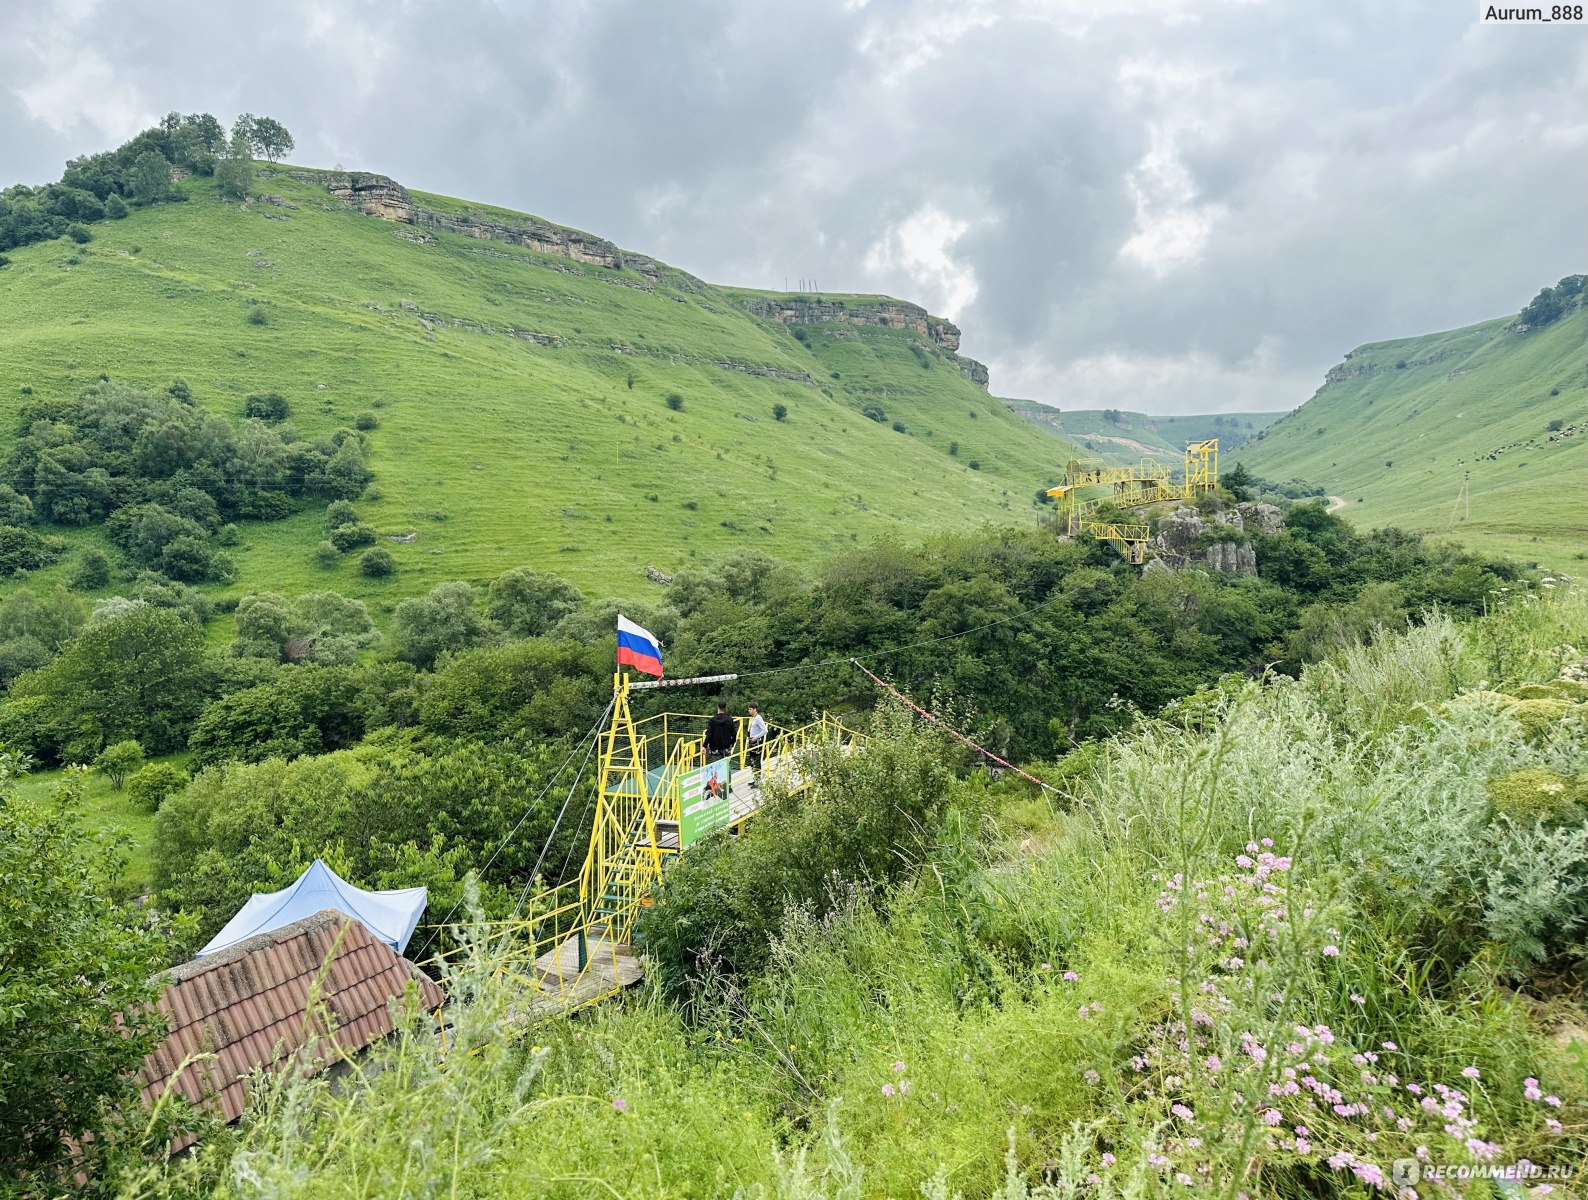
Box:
[510,723,606,919]
[851,658,1058,793]
[412,696,615,961]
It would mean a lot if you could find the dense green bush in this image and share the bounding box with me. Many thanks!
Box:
[328,522,376,552]
[187,663,411,768]
[126,761,190,812]
[8,605,206,760]
[393,581,494,669]
[359,547,395,577]
[0,767,169,1185]
[638,706,965,996]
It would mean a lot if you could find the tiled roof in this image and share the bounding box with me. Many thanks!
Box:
[137,909,444,1143]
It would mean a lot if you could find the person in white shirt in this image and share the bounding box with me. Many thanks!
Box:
[747,703,768,785]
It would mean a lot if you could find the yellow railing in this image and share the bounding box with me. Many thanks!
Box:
[507,698,863,1016]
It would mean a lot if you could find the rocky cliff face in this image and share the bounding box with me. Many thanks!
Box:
[740,296,963,350]
[1152,504,1275,576]
[293,169,685,282]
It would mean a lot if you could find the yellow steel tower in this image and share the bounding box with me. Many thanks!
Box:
[1046,438,1220,564]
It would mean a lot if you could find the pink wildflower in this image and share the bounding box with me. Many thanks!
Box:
[1524,1077,1542,1101]
[881,1083,896,1098]
[1171,1103,1195,1121]
[1101,1153,1116,1167]
[1084,1069,1101,1085]
[1350,994,1365,1005]
[1545,1094,1561,1107]
[1063,970,1079,982]
[1322,945,1340,957]
[892,1060,906,1073]
[1039,962,1052,971]
[1462,1065,1481,1080]
[613,1097,628,1112]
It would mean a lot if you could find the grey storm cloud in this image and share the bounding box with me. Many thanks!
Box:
[3,0,1584,413]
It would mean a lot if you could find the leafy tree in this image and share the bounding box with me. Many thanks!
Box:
[393,581,494,669]
[214,131,254,201]
[0,524,66,574]
[244,392,289,422]
[0,585,83,653]
[0,484,30,527]
[10,604,207,758]
[419,639,606,742]
[0,764,168,1182]
[129,148,172,204]
[187,664,388,767]
[325,500,359,528]
[487,566,584,638]
[773,403,788,421]
[93,738,145,789]
[249,117,295,162]
[104,193,128,219]
[360,547,395,577]
[1224,461,1256,501]
[231,590,376,663]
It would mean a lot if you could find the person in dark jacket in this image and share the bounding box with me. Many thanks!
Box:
[704,702,737,763]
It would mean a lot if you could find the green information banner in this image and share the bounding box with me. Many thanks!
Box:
[679,759,732,848]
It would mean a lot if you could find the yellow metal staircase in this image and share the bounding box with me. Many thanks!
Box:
[500,677,859,1017]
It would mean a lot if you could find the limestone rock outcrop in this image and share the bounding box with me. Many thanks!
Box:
[741,296,962,349]
[1153,506,1258,576]
[289,169,688,282]
[1236,502,1283,535]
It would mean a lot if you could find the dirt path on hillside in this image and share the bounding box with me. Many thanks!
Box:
[1326,495,1348,513]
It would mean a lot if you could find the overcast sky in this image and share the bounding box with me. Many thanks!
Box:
[4,0,1584,413]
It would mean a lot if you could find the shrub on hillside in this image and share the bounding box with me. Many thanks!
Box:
[637,706,964,998]
[665,393,684,411]
[314,539,340,567]
[7,604,206,761]
[92,739,144,790]
[393,581,494,670]
[68,545,116,591]
[244,391,288,421]
[0,525,66,576]
[126,762,190,813]
[354,411,379,431]
[0,772,169,1183]
[359,547,395,577]
[328,522,376,553]
[324,500,359,528]
[486,566,584,639]
[773,403,788,421]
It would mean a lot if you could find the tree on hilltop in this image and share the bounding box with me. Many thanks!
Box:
[129,149,172,204]
[215,131,254,200]
[250,116,295,162]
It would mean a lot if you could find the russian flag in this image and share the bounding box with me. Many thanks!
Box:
[616,614,664,678]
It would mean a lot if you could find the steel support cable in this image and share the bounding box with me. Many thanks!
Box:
[511,723,606,919]
[412,696,615,960]
[850,658,1058,793]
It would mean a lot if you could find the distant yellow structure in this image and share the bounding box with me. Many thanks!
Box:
[1046,439,1220,564]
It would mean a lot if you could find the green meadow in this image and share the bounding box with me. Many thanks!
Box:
[0,168,1074,615]
[1241,305,1588,570]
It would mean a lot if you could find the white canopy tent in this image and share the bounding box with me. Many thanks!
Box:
[197,859,428,957]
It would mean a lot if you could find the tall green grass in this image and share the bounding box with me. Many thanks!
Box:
[120,592,1588,1198]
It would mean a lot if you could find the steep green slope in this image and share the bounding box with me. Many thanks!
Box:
[1007,403,1283,467]
[1241,302,1587,569]
[0,166,1074,604]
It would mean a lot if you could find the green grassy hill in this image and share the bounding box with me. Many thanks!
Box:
[1240,296,1588,570]
[0,166,1075,609]
[1007,402,1283,467]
